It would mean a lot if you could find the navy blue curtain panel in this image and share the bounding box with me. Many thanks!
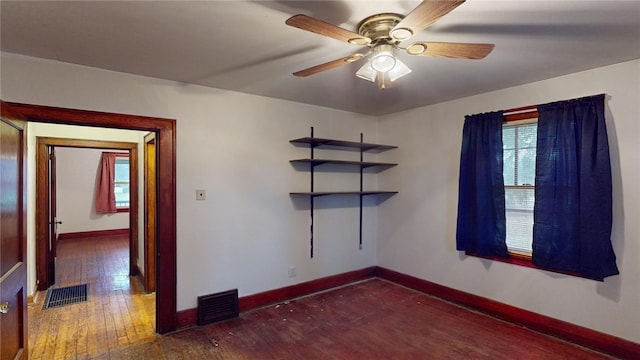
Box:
[533,94,618,280]
[456,111,509,257]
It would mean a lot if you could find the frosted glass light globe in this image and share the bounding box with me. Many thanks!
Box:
[371,52,396,73]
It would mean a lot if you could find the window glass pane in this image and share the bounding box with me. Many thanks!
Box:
[115,158,129,182]
[505,188,534,253]
[502,127,515,149]
[114,183,130,207]
[503,127,516,186]
[516,124,537,185]
[503,122,537,254]
[517,148,536,185]
[114,157,129,208]
[518,124,537,147]
[503,149,515,186]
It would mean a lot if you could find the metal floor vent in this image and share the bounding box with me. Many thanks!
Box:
[198,289,239,326]
[43,284,89,309]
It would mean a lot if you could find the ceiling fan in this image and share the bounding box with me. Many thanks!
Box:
[285,0,494,88]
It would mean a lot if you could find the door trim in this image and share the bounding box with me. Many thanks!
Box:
[143,132,156,293]
[36,138,139,289]
[4,101,177,334]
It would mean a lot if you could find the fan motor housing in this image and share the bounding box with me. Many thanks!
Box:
[356,13,404,44]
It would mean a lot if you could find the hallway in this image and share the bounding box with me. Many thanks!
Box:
[28,235,156,359]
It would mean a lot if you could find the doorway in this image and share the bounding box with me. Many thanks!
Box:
[36,138,139,290]
[4,101,177,334]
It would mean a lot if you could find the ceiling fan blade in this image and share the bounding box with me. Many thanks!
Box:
[286,14,371,45]
[390,0,465,41]
[293,53,367,77]
[407,42,495,59]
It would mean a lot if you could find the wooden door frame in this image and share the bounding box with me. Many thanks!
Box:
[143,132,156,293]
[36,138,139,288]
[47,145,57,284]
[4,101,177,334]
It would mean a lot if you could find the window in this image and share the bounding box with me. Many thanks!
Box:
[114,156,130,210]
[457,94,618,280]
[502,120,537,255]
[96,152,130,214]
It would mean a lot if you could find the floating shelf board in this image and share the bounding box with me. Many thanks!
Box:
[290,191,398,198]
[290,137,397,151]
[290,158,398,168]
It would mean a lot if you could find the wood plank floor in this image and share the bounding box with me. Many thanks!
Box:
[29,235,615,359]
[168,280,615,360]
[28,235,156,359]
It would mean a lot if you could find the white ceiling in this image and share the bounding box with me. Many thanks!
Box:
[2,1,639,116]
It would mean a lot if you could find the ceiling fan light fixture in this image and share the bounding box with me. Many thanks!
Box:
[387,59,412,82]
[355,44,412,86]
[286,3,495,84]
[370,44,396,73]
[371,53,395,72]
[355,61,377,82]
[390,27,413,41]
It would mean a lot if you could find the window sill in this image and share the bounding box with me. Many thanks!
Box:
[465,251,587,280]
[116,207,129,213]
[466,251,534,269]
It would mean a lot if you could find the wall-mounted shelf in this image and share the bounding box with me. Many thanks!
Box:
[290,137,397,151]
[290,191,399,197]
[290,158,397,169]
[290,127,398,258]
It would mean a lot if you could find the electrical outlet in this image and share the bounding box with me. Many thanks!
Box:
[196,189,206,200]
[288,266,297,278]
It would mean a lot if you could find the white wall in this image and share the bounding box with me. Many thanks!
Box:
[1,53,380,311]
[24,122,146,294]
[55,147,129,234]
[377,59,640,343]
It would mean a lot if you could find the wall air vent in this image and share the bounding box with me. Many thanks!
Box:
[197,289,239,326]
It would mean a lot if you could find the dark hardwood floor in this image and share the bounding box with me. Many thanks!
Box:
[29,235,615,359]
[163,279,613,359]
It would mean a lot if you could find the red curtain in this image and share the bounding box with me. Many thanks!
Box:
[95,152,117,214]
